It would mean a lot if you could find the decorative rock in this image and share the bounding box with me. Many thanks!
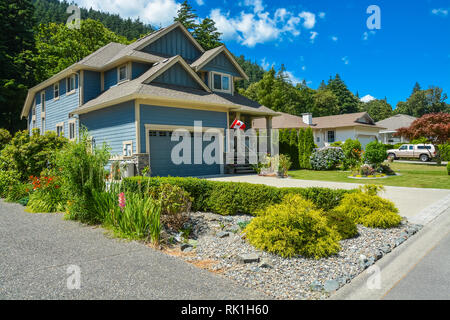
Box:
[374,250,383,261]
[399,232,408,239]
[259,258,273,269]
[380,245,391,254]
[324,280,340,293]
[227,226,240,233]
[395,237,406,247]
[188,239,198,247]
[250,266,261,272]
[180,243,193,252]
[310,280,323,292]
[238,253,260,264]
[337,276,350,285]
[359,254,368,268]
[217,231,230,238]
[223,216,234,222]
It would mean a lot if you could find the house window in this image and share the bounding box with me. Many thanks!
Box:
[32,104,36,116]
[316,136,320,143]
[54,83,59,99]
[67,74,76,93]
[123,141,133,156]
[69,120,76,140]
[212,72,232,93]
[327,131,335,143]
[56,123,64,137]
[41,117,45,132]
[41,92,45,113]
[118,65,127,82]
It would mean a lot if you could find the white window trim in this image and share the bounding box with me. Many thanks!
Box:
[117,64,129,84]
[53,83,60,100]
[56,122,64,137]
[68,119,76,141]
[210,71,232,94]
[122,140,133,157]
[66,74,76,95]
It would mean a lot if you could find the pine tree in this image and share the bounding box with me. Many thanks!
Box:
[297,128,305,169]
[289,129,299,170]
[412,82,421,94]
[327,74,360,114]
[174,0,198,32]
[193,18,222,50]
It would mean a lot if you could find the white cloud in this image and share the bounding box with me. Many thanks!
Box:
[331,36,338,42]
[285,71,301,85]
[342,56,350,65]
[431,8,448,17]
[361,95,376,103]
[363,30,376,41]
[301,66,306,71]
[260,57,272,70]
[195,0,205,6]
[73,0,181,26]
[299,11,316,29]
[318,12,326,19]
[210,5,319,47]
[310,31,318,43]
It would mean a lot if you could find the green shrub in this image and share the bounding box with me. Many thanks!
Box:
[149,183,192,231]
[0,129,67,181]
[278,154,292,177]
[54,130,110,224]
[0,128,12,151]
[439,143,450,161]
[124,177,354,216]
[333,186,402,229]
[244,194,341,259]
[376,164,396,175]
[26,176,65,213]
[342,139,362,170]
[330,141,343,147]
[323,210,358,239]
[364,141,387,166]
[5,182,31,202]
[447,162,450,175]
[310,147,345,170]
[0,170,21,198]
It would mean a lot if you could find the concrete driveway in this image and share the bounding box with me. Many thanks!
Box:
[0,200,267,300]
[209,175,450,223]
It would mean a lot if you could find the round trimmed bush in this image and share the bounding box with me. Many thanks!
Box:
[244,194,341,259]
[333,190,402,229]
[363,141,387,166]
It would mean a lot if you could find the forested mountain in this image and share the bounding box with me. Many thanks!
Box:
[33,0,154,40]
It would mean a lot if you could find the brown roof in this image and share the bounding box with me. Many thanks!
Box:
[253,112,386,129]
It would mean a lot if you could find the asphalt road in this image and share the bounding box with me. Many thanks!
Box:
[0,200,267,300]
[383,230,450,300]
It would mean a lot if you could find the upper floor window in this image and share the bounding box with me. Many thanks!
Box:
[118,65,128,82]
[67,74,76,93]
[211,72,231,94]
[32,103,36,117]
[41,92,45,113]
[54,83,59,99]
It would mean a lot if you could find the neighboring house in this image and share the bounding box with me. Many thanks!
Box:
[252,111,386,149]
[376,114,417,144]
[21,22,277,177]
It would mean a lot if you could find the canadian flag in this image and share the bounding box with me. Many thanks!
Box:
[230,119,246,130]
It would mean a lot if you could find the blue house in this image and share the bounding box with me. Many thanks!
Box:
[21,22,277,177]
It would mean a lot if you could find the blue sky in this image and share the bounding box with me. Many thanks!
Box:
[73,0,450,108]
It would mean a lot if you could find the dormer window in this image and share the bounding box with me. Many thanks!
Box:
[118,65,128,82]
[211,72,231,94]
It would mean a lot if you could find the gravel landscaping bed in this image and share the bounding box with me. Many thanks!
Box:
[167,211,422,300]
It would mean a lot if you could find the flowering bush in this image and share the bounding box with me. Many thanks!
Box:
[26,175,65,213]
[310,147,345,170]
[359,164,376,176]
[342,139,363,170]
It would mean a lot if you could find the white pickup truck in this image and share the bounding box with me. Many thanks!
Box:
[386,144,436,162]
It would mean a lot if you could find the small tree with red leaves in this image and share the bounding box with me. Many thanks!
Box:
[396,112,450,164]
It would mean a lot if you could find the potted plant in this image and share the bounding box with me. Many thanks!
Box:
[277,154,292,178]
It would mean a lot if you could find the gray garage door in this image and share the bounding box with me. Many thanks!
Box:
[149,130,221,177]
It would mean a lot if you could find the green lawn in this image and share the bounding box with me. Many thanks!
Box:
[289,162,450,189]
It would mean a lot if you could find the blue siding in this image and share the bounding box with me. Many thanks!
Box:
[132,62,151,79]
[79,101,136,157]
[32,74,79,138]
[139,104,227,153]
[104,68,117,91]
[202,52,241,77]
[83,71,101,103]
[141,27,201,62]
[153,62,202,89]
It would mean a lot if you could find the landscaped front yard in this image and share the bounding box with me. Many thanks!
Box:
[289,162,449,189]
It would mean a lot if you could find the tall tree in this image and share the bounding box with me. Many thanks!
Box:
[412,82,421,94]
[174,0,198,32]
[311,89,339,117]
[327,74,361,114]
[362,99,393,122]
[0,0,36,132]
[33,19,130,82]
[193,18,222,50]
[395,86,449,117]
[234,55,265,90]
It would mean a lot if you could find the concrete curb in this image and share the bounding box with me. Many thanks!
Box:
[330,207,450,300]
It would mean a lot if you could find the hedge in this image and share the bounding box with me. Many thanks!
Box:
[123,177,356,215]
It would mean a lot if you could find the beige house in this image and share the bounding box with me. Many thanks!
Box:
[252,112,386,149]
[376,114,417,144]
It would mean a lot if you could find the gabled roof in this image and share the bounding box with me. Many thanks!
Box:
[253,112,387,129]
[132,21,205,54]
[191,45,249,80]
[376,114,417,131]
